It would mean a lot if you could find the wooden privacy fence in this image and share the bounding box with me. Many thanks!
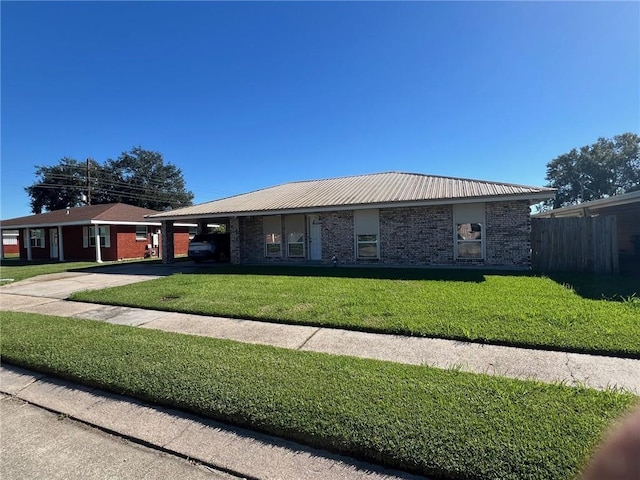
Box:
[531,215,619,275]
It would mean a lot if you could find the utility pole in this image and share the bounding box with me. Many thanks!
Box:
[86,158,92,205]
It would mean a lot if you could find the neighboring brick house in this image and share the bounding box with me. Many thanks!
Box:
[2,230,19,255]
[149,172,556,269]
[0,203,193,262]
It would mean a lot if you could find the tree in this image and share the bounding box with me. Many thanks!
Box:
[545,133,640,208]
[100,147,194,211]
[25,147,194,213]
[25,157,101,214]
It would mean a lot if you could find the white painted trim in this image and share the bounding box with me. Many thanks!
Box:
[354,209,380,260]
[453,204,486,261]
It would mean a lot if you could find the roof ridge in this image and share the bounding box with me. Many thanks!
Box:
[287,171,555,191]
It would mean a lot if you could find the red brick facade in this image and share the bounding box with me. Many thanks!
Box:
[16,225,190,262]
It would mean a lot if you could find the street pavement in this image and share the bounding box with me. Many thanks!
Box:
[1,393,236,480]
[0,365,424,480]
[1,265,639,479]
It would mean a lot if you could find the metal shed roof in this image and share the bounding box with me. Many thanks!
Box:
[532,190,640,218]
[149,171,556,220]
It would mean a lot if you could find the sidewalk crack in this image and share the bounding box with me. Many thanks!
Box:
[297,328,322,350]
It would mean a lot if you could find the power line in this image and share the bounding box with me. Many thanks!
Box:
[30,184,186,204]
[40,173,186,191]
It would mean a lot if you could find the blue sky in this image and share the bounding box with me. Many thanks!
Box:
[2,1,638,219]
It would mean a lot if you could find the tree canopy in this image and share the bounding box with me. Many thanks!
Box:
[25,147,194,213]
[545,133,639,208]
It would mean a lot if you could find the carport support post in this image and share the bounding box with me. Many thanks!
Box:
[94,226,102,263]
[57,225,65,262]
[0,230,4,260]
[26,228,33,261]
[230,216,240,264]
[161,220,175,264]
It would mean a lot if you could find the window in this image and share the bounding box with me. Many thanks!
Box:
[285,214,305,257]
[25,229,45,248]
[454,204,485,260]
[288,233,304,256]
[456,223,483,258]
[136,225,148,241]
[83,226,111,248]
[263,216,282,257]
[354,209,379,259]
[357,234,378,258]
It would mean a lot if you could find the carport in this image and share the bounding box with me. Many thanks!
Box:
[157,216,231,264]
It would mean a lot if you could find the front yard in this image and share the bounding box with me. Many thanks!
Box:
[3,264,639,478]
[70,266,640,357]
[1,312,636,480]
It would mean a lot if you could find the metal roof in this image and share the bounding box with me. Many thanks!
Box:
[149,171,556,219]
[532,190,640,218]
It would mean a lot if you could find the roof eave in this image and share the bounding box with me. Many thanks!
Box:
[0,219,163,230]
[532,190,640,218]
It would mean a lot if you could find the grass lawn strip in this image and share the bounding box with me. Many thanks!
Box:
[0,259,116,283]
[2,312,637,480]
[70,267,640,357]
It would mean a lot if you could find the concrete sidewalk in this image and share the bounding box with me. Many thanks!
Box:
[1,270,639,393]
[1,392,234,480]
[1,269,639,479]
[0,365,424,480]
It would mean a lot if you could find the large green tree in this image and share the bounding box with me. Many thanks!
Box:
[545,133,639,208]
[25,147,194,213]
[99,147,194,210]
[25,157,101,214]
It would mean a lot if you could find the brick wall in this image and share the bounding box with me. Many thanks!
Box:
[239,216,264,263]
[380,205,453,265]
[58,226,92,261]
[115,226,148,260]
[485,200,531,267]
[319,210,354,264]
[233,201,532,268]
[173,228,191,256]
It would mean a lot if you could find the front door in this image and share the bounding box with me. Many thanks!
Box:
[308,216,322,261]
[49,229,59,258]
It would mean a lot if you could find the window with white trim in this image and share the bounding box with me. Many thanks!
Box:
[354,209,379,259]
[136,225,148,241]
[285,214,305,257]
[83,226,111,248]
[263,216,282,257]
[454,204,485,260]
[25,229,45,248]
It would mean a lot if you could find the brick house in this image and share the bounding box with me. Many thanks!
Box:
[0,203,193,262]
[149,172,556,268]
[2,230,19,255]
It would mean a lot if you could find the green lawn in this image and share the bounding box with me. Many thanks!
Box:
[70,266,640,357]
[0,259,104,283]
[0,257,169,283]
[2,312,636,480]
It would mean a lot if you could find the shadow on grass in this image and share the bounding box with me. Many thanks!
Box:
[544,272,640,301]
[57,259,638,300]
